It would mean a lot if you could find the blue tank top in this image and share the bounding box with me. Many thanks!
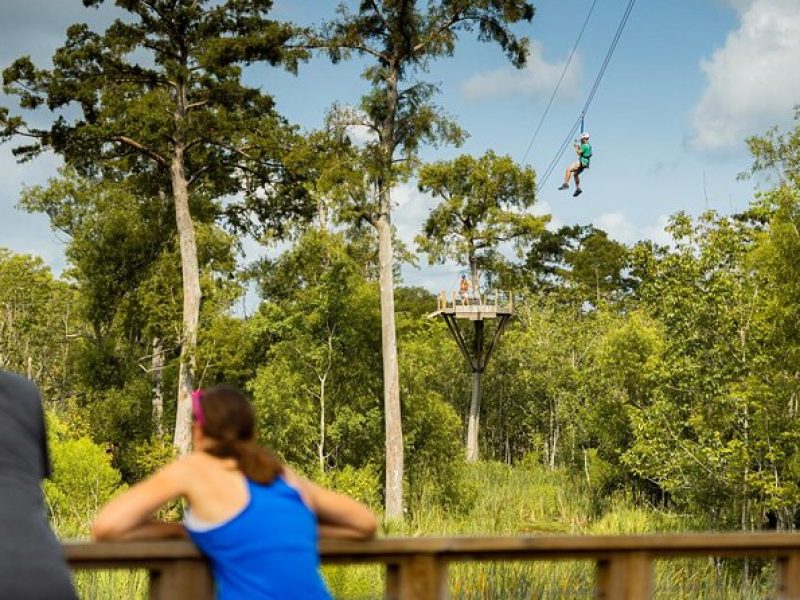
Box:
[186,477,332,600]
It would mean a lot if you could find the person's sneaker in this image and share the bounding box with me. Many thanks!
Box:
[558,183,569,190]
[573,188,583,197]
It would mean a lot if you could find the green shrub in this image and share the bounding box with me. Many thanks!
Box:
[318,464,382,510]
[44,414,124,538]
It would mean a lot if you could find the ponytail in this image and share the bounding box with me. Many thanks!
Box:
[205,439,283,484]
[195,385,284,484]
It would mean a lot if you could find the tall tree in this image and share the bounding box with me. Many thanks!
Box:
[416,150,545,461]
[317,0,535,518]
[417,150,544,293]
[0,249,80,398]
[1,0,310,454]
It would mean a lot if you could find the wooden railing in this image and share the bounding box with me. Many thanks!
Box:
[64,533,800,599]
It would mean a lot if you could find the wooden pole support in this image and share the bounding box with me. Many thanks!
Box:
[778,553,800,599]
[386,555,449,600]
[596,553,653,600]
[150,560,214,600]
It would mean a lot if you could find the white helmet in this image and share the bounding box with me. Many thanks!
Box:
[580,132,590,140]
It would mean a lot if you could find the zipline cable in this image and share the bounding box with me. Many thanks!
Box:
[536,0,638,192]
[519,0,600,165]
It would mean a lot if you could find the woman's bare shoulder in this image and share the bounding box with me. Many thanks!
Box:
[281,466,317,513]
[158,452,207,481]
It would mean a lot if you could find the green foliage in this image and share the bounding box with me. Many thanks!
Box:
[1,1,313,235]
[318,464,382,510]
[249,230,383,472]
[742,107,800,188]
[0,249,80,399]
[5,25,800,599]
[510,224,633,302]
[399,331,473,511]
[416,150,546,289]
[127,437,176,482]
[45,414,124,538]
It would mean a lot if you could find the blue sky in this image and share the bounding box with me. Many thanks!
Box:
[1,0,799,294]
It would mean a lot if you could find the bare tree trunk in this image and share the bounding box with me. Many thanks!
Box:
[377,205,404,519]
[318,197,329,232]
[151,337,165,439]
[318,372,326,473]
[466,370,481,461]
[317,329,333,474]
[376,63,404,520]
[469,254,479,303]
[170,82,202,455]
[549,395,559,470]
[466,320,484,462]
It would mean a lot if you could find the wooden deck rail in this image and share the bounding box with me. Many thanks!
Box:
[63,533,800,599]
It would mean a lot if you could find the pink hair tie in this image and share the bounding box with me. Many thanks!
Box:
[191,389,205,428]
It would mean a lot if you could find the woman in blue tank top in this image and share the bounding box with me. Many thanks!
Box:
[92,385,377,599]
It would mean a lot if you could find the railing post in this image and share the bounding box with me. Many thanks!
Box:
[778,553,800,599]
[596,552,653,600]
[149,559,214,600]
[385,555,448,600]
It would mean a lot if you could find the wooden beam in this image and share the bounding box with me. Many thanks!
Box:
[150,559,214,600]
[65,534,800,565]
[392,555,449,600]
[62,534,800,600]
[442,313,475,372]
[778,553,800,599]
[596,553,652,600]
[482,314,511,370]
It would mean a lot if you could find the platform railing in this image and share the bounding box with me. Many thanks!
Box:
[63,532,800,600]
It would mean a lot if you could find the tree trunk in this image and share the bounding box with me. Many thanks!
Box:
[469,255,480,303]
[170,82,202,455]
[466,369,482,462]
[318,371,327,474]
[377,206,404,519]
[466,320,485,462]
[376,63,404,520]
[151,336,165,439]
[549,395,559,470]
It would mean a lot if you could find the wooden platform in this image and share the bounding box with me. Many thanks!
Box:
[429,304,513,320]
[62,532,800,600]
[430,290,515,321]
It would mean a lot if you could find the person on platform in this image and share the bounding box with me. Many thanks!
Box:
[459,274,471,304]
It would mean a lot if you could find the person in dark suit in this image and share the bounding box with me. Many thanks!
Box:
[0,370,76,600]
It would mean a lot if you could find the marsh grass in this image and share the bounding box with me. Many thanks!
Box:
[72,570,148,600]
[325,461,774,599]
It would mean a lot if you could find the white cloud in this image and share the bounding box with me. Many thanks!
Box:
[392,182,437,248]
[595,212,636,244]
[640,215,673,247]
[690,0,800,150]
[461,40,582,101]
[594,212,672,246]
[531,199,563,231]
[347,124,377,146]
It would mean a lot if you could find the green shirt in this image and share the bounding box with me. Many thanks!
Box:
[579,143,592,166]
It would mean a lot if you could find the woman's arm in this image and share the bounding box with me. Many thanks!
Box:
[283,468,378,540]
[92,458,191,541]
[109,520,188,542]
